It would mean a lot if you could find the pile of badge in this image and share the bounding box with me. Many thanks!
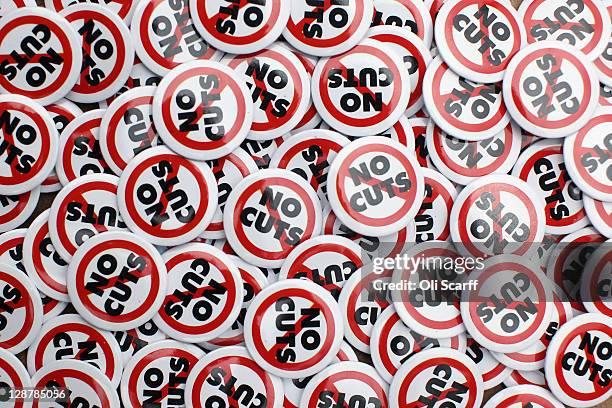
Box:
[0,0,610,407]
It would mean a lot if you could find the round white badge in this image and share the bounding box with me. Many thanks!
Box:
[389,348,484,408]
[283,0,374,57]
[327,136,424,237]
[26,313,123,388]
[67,231,167,331]
[152,60,253,160]
[519,0,610,60]
[120,339,205,408]
[0,347,31,408]
[461,254,554,353]
[392,241,468,338]
[55,109,112,186]
[278,235,363,299]
[0,187,39,233]
[584,195,612,238]
[503,41,599,138]
[512,138,589,235]
[48,173,127,262]
[31,360,120,408]
[223,44,311,141]
[0,265,43,354]
[244,279,344,379]
[23,209,69,301]
[435,0,526,83]
[0,7,82,105]
[189,0,290,54]
[0,94,58,195]
[185,346,284,408]
[312,39,411,136]
[545,313,612,407]
[224,168,322,268]
[154,242,243,343]
[563,106,612,202]
[423,56,511,141]
[117,146,218,246]
[450,174,546,258]
[61,4,134,103]
[131,0,222,76]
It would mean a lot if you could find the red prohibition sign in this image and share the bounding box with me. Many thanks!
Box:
[305,370,388,408]
[0,13,77,103]
[28,215,66,295]
[0,100,52,190]
[159,66,248,152]
[59,114,111,184]
[286,1,367,49]
[430,62,507,133]
[345,272,391,347]
[468,261,549,345]
[232,177,318,261]
[336,143,421,227]
[190,355,278,408]
[251,287,336,372]
[397,357,480,407]
[225,47,306,135]
[137,0,218,72]
[457,183,541,256]
[517,144,586,229]
[318,44,405,129]
[32,321,116,380]
[553,321,611,402]
[104,94,156,172]
[193,0,285,46]
[32,366,113,408]
[571,113,612,193]
[396,246,463,331]
[53,180,119,258]
[74,239,162,325]
[0,355,28,408]
[510,47,593,129]
[125,347,200,407]
[123,154,212,239]
[160,250,239,336]
[521,0,607,58]
[442,0,523,77]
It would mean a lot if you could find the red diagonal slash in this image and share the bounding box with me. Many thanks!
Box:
[540,55,565,120]
[266,303,319,357]
[180,78,230,137]
[581,333,608,395]
[404,383,469,408]
[0,126,20,178]
[151,163,181,229]
[73,192,109,234]
[247,59,279,123]
[440,82,499,103]
[477,0,493,68]
[163,281,224,307]
[90,266,153,294]
[0,53,67,64]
